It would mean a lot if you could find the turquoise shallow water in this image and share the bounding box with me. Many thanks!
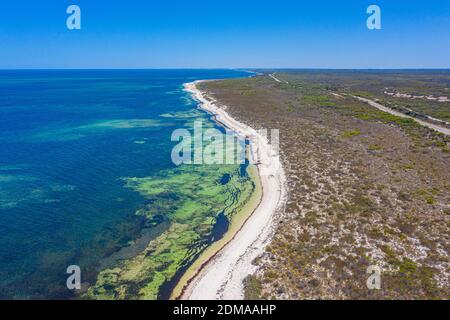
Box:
[0,69,250,299]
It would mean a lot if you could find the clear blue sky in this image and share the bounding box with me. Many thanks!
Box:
[0,0,448,69]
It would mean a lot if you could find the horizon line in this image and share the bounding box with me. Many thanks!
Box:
[0,67,450,71]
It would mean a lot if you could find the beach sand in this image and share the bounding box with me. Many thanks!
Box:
[174,81,287,300]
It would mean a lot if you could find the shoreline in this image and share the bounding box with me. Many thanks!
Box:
[172,80,287,300]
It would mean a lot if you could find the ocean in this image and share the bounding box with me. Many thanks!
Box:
[0,69,253,299]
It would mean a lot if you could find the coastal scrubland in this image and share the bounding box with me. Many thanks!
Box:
[279,70,450,123]
[199,71,450,300]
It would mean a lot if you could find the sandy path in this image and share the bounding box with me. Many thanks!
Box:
[181,81,287,300]
[269,73,289,84]
[353,95,450,136]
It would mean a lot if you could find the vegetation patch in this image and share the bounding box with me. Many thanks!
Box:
[243,275,263,300]
[342,130,362,138]
[202,71,450,300]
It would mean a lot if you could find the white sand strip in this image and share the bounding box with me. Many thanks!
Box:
[181,81,287,300]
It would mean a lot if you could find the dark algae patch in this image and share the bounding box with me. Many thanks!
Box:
[157,211,230,300]
[220,174,231,185]
[211,211,230,241]
[85,164,255,300]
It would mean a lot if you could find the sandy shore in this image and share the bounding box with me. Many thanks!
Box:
[178,81,287,300]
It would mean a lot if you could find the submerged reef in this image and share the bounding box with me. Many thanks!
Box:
[85,163,255,300]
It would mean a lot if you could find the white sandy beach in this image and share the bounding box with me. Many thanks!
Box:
[181,81,287,300]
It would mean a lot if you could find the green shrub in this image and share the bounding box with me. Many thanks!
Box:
[342,130,361,138]
[244,275,263,300]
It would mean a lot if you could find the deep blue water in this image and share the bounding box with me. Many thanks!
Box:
[0,69,249,299]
